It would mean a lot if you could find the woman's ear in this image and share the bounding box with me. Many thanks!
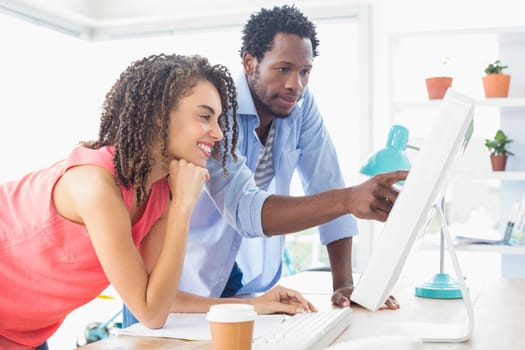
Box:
[242,53,257,76]
[154,114,163,128]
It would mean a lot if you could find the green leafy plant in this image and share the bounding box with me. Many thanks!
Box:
[484,60,508,74]
[485,129,514,156]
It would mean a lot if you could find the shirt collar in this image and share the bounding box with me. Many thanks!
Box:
[236,74,258,117]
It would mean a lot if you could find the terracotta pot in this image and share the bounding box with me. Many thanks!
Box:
[482,74,511,98]
[490,154,508,171]
[425,77,453,100]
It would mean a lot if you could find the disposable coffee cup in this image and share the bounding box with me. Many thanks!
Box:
[206,303,257,350]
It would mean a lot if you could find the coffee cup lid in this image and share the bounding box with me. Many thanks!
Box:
[206,304,257,323]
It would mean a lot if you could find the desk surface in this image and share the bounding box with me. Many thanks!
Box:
[78,251,525,350]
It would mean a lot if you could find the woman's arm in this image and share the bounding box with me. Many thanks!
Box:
[140,199,317,317]
[55,160,208,329]
[169,286,316,315]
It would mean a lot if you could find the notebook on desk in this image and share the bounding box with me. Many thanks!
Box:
[117,312,281,340]
[118,307,352,349]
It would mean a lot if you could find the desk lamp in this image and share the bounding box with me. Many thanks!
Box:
[360,124,461,299]
[414,198,463,299]
[360,124,412,176]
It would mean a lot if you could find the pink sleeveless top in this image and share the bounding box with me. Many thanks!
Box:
[0,146,169,348]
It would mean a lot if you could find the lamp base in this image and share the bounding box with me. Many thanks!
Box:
[415,273,463,299]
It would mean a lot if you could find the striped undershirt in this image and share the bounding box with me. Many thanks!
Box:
[254,121,276,190]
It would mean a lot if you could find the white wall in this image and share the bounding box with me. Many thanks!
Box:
[0,14,97,183]
[0,17,244,184]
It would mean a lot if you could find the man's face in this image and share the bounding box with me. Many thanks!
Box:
[244,33,313,119]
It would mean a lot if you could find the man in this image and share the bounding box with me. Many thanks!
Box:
[179,4,405,308]
[123,4,405,327]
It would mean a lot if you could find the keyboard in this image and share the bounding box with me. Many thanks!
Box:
[253,307,352,350]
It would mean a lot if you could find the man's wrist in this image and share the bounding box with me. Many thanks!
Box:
[331,274,354,292]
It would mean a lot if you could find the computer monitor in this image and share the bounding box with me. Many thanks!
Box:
[350,90,474,318]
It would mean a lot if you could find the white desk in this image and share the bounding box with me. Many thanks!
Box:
[77,251,525,350]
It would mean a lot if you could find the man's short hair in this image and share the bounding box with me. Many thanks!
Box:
[239,4,320,61]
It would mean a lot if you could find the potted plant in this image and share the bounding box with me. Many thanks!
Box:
[425,57,453,100]
[482,60,511,98]
[485,129,514,171]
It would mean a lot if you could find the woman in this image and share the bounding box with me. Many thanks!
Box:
[0,53,314,349]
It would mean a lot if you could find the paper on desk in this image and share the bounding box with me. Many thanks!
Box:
[117,313,288,341]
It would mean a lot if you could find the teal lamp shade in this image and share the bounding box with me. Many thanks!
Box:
[360,124,412,176]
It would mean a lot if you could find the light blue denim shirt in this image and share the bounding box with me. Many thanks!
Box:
[178,74,357,297]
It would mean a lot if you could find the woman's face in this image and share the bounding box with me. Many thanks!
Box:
[166,79,224,167]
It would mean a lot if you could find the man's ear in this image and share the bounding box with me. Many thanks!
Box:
[242,53,257,75]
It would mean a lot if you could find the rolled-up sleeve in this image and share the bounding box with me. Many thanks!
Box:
[205,148,270,238]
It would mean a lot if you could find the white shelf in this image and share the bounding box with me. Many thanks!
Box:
[476,97,525,107]
[394,97,525,111]
[454,243,525,255]
[421,238,525,255]
[455,170,525,181]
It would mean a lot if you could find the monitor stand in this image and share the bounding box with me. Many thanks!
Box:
[380,202,474,343]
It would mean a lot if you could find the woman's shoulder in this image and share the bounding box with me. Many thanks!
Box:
[66,145,116,174]
[60,146,121,205]
[54,156,123,224]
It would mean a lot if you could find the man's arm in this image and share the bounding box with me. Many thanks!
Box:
[260,170,407,310]
[261,171,408,236]
[327,237,353,308]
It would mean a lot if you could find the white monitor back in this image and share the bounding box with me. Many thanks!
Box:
[351,90,474,311]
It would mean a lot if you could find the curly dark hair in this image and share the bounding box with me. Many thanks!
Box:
[239,4,320,61]
[83,53,239,205]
